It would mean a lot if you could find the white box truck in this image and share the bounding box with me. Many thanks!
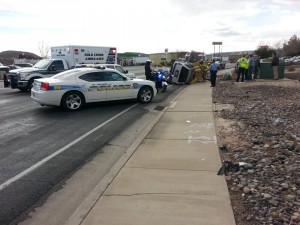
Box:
[8,45,117,91]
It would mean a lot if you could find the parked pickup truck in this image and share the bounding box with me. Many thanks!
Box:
[7,59,70,91]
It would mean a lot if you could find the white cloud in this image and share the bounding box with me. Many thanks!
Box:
[0,0,299,56]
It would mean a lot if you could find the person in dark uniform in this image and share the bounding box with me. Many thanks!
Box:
[144,60,153,80]
[254,55,261,79]
[271,52,279,80]
[209,59,218,87]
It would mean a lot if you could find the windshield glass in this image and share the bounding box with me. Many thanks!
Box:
[33,59,52,69]
[115,66,125,74]
[52,68,86,79]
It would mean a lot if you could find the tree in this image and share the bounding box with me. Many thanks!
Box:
[282,35,300,56]
[255,46,275,59]
[38,42,50,58]
[273,40,284,56]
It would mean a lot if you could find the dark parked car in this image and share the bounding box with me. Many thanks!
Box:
[7,65,21,70]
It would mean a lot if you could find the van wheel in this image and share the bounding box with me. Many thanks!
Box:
[61,91,85,111]
[138,86,153,103]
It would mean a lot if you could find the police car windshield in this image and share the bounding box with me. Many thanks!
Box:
[115,66,125,73]
[52,69,82,79]
[33,59,52,69]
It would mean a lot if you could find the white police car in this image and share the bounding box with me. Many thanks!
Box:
[31,67,156,111]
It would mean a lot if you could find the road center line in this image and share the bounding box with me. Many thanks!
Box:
[0,103,138,191]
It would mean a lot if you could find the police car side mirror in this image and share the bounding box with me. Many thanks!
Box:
[125,70,128,74]
[123,76,128,81]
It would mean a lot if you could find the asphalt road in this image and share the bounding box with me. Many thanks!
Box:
[0,66,186,225]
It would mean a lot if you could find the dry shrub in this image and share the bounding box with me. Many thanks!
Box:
[287,66,296,72]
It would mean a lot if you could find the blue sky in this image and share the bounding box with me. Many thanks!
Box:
[0,0,299,56]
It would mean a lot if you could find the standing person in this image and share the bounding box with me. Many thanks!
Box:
[209,59,218,87]
[236,55,248,82]
[254,55,261,79]
[271,52,279,80]
[244,55,249,80]
[145,60,153,80]
[199,60,208,82]
[248,54,256,80]
[193,60,201,82]
[3,67,9,88]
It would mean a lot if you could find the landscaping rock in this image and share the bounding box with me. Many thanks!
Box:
[213,79,300,225]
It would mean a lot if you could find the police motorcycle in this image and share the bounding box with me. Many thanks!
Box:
[157,67,172,84]
[150,71,167,93]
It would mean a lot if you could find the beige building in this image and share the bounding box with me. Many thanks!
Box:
[148,51,187,66]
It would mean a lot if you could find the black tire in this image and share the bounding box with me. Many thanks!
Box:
[138,86,153,103]
[18,87,28,92]
[61,91,85,111]
[27,79,35,92]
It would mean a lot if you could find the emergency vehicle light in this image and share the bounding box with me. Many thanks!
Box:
[40,82,49,91]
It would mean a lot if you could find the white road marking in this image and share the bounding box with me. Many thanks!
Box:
[0,103,138,191]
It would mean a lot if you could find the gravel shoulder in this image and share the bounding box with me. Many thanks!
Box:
[213,79,300,225]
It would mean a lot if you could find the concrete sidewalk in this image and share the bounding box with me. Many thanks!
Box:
[65,82,236,225]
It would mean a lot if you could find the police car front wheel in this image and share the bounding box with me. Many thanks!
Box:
[138,86,153,103]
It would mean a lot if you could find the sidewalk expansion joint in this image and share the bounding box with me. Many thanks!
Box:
[166,110,212,112]
[125,165,218,173]
[144,138,202,140]
[103,192,189,197]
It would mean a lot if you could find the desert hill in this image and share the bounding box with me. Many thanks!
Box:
[0,50,41,65]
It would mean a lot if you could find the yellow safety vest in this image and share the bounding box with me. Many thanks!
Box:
[238,57,248,68]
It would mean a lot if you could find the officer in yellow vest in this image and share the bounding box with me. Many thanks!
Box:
[236,55,248,82]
